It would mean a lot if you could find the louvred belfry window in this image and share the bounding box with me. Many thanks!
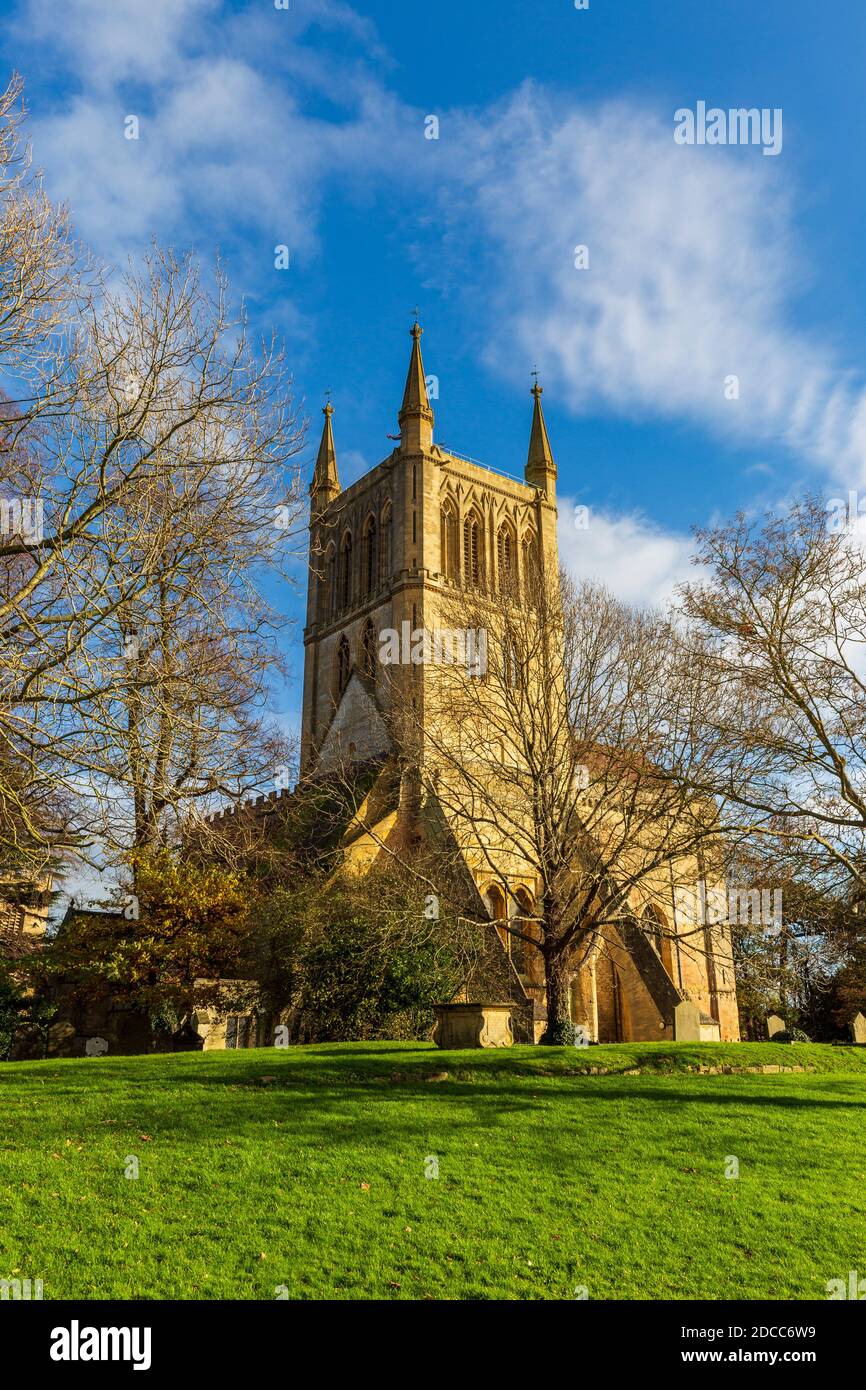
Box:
[497,525,513,590]
[463,515,482,587]
[340,533,353,609]
[441,501,458,578]
[324,544,336,620]
[362,516,377,597]
[380,505,392,582]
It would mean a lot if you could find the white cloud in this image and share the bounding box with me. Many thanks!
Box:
[558,499,696,609]
[16,0,381,88]
[17,0,217,88]
[17,0,412,266]
[448,87,866,485]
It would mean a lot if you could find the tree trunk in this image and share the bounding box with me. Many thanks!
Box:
[542,949,572,1044]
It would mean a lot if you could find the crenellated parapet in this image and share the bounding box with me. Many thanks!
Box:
[205,787,292,825]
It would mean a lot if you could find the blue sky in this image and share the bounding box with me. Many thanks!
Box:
[5,0,866,733]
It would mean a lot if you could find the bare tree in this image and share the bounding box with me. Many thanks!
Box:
[55,248,305,861]
[0,76,305,873]
[0,73,85,390]
[679,496,866,900]
[4,248,305,870]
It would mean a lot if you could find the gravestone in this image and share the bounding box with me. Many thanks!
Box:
[849,1012,866,1045]
[171,1022,205,1053]
[673,1000,702,1041]
[766,1014,785,1038]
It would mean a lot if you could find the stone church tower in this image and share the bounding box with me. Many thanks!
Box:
[300,323,739,1044]
[301,322,557,774]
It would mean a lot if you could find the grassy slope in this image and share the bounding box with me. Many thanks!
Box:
[1,1042,864,1300]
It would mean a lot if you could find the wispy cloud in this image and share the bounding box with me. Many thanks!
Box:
[446,86,866,484]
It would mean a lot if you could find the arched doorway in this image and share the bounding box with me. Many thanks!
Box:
[595,948,632,1042]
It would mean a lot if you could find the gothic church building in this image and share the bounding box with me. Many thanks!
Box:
[300,322,740,1044]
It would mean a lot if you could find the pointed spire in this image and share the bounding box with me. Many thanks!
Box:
[310,398,340,508]
[399,318,434,452]
[525,376,557,495]
[400,321,430,415]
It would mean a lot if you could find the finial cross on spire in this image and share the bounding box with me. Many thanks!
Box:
[531,364,542,397]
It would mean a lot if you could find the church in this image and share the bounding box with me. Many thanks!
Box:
[299,320,740,1045]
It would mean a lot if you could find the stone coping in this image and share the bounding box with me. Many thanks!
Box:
[433,1002,514,1011]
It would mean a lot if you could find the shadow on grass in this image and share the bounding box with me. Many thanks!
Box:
[2,1072,864,1165]
[3,1040,865,1089]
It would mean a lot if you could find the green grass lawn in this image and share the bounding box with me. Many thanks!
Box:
[1,1041,864,1300]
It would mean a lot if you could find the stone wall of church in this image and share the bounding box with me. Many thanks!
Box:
[675,915,739,1040]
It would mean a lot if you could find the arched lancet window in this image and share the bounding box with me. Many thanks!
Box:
[513,888,536,978]
[612,962,627,1042]
[503,632,524,690]
[644,905,673,977]
[362,515,377,597]
[463,511,483,588]
[484,884,509,953]
[521,531,537,590]
[497,523,515,592]
[336,633,352,698]
[440,499,458,579]
[703,921,720,1022]
[379,503,392,583]
[361,618,377,680]
[340,531,353,611]
[323,542,336,621]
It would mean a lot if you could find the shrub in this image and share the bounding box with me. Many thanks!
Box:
[771,1026,812,1043]
[45,849,257,1018]
[259,865,480,1043]
[540,1018,583,1047]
